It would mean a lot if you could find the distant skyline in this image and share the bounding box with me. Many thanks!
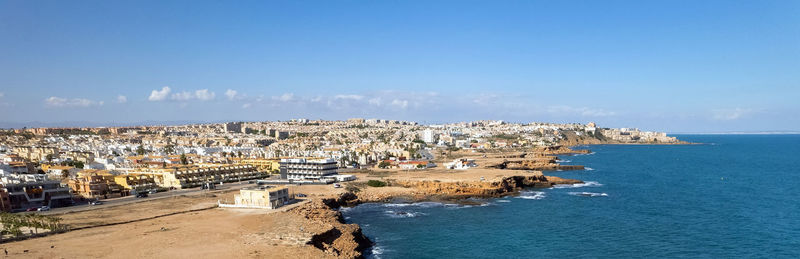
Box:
[1,0,798,132]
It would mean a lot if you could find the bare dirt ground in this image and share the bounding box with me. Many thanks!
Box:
[1,166,567,258]
[1,188,335,259]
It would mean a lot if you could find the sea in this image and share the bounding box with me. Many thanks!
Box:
[341,135,800,258]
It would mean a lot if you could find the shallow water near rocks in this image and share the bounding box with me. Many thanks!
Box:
[343,135,800,258]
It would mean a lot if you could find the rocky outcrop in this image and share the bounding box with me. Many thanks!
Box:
[485,158,585,171]
[533,145,592,155]
[290,196,372,258]
[394,172,583,198]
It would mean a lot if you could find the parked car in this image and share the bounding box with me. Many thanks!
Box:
[90,201,103,206]
[148,190,158,194]
[136,192,149,198]
[296,193,307,197]
[26,207,38,212]
[38,206,50,211]
[333,183,342,188]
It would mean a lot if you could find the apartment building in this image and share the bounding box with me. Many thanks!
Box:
[279,158,338,180]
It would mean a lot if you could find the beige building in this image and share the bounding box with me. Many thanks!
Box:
[228,185,290,209]
[132,164,263,189]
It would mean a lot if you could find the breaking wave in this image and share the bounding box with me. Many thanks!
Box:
[568,192,608,197]
[516,191,546,200]
[551,181,603,189]
[384,210,426,218]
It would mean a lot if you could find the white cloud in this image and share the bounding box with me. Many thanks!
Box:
[472,94,500,106]
[390,99,409,109]
[44,97,103,108]
[547,105,616,117]
[148,86,171,101]
[242,103,252,109]
[368,97,382,106]
[272,93,295,102]
[195,89,215,101]
[0,92,4,98]
[117,95,127,103]
[712,108,753,121]
[225,89,238,101]
[334,94,364,101]
[310,96,322,102]
[171,91,194,101]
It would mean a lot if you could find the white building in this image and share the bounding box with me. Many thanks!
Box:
[422,130,435,143]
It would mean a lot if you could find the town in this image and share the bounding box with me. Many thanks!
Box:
[0,119,678,213]
[0,119,681,257]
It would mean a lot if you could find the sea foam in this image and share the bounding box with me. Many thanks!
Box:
[551,181,603,189]
[567,192,608,197]
[516,191,546,200]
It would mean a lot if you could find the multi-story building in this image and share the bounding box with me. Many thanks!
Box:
[279,158,338,180]
[0,172,72,211]
[237,158,281,173]
[133,164,263,189]
[224,122,243,133]
[114,174,158,191]
[68,169,125,199]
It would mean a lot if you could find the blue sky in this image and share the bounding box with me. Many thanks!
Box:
[1,0,798,132]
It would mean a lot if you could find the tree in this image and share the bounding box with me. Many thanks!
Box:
[136,145,146,155]
[164,145,175,155]
[61,169,70,179]
[46,154,54,163]
[180,154,188,165]
[378,161,391,169]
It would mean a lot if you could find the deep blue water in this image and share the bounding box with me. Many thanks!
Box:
[343,135,800,258]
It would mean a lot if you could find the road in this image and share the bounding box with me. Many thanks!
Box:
[40,180,258,216]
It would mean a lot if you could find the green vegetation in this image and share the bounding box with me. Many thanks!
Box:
[135,145,146,155]
[367,180,387,187]
[0,130,35,140]
[493,133,519,140]
[60,160,84,169]
[447,146,461,152]
[378,161,391,169]
[180,154,188,165]
[164,144,175,155]
[0,213,66,238]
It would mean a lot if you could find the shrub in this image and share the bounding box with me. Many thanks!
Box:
[367,180,387,187]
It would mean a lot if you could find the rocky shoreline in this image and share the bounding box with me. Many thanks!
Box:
[289,171,583,258]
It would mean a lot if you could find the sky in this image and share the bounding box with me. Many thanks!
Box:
[0,0,798,133]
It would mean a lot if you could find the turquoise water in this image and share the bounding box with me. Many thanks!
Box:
[342,135,800,258]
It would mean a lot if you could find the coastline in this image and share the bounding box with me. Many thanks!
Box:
[291,171,584,258]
